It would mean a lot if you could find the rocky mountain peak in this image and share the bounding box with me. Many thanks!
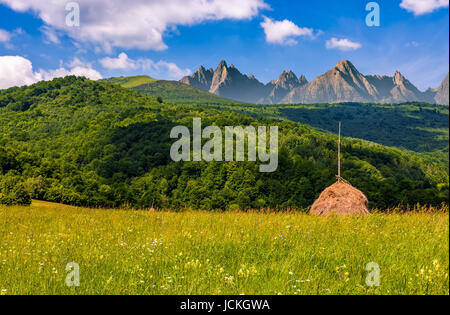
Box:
[180,65,213,90]
[433,72,449,105]
[279,70,297,80]
[275,70,302,90]
[298,74,308,85]
[393,71,407,85]
[335,60,357,73]
[217,60,228,70]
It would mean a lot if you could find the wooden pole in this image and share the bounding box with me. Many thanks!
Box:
[338,121,341,178]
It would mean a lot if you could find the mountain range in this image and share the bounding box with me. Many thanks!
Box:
[181,60,449,105]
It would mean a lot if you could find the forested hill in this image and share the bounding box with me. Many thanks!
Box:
[0,77,448,209]
[198,102,449,154]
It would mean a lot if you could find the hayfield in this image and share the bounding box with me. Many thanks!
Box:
[0,201,448,295]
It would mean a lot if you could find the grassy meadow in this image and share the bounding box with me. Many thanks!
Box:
[0,201,448,295]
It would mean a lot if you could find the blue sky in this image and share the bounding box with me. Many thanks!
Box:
[0,0,448,90]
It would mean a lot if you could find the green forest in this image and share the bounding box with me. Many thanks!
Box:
[199,103,449,154]
[0,76,448,210]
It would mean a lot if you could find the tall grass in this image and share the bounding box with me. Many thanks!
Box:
[0,201,448,295]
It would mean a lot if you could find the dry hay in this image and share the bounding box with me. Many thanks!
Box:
[310,179,370,216]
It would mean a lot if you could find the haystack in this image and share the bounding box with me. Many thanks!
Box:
[310,179,369,216]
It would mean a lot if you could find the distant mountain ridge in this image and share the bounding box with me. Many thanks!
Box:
[181,60,449,105]
[181,60,270,104]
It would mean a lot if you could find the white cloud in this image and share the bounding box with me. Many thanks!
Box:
[100,52,191,80]
[325,38,362,51]
[260,16,313,45]
[0,0,269,51]
[0,56,41,89]
[0,56,102,89]
[100,53,139,70]
[39,66,102,81]
[0,29,12,43]
[400,0,449,15]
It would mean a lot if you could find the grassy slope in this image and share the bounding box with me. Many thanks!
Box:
[103,75,238,105]
[101,75,159,88]
[1,201,448,295]
[132,80,241,105]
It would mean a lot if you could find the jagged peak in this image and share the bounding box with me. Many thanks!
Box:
[298,74,308,84]
[281,70,295,76]
[333,60,362,77]
[279,70,297,79]
[217,60,228,69]
[335,60,356,70]
[195,66,206,73]
[278,70,298,80]
[393,71,407,84]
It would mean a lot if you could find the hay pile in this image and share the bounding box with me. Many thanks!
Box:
[310,179,369,216]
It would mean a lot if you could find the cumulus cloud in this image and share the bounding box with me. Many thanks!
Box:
[260,16,313,45]
[0,56,42,89]
[39,63,103,81]
[0,0,269,51]
[100,53,139,70]
[100,52,191,80]
[325,38,362,51]
[400,0,449,15]
[0,56,102,89]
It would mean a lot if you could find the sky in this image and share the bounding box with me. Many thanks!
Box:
[0,0,449,91]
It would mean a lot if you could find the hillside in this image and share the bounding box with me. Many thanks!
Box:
[101,75,159,88]
[0,77,448,209]
[104,75,238,105]
[132,80,240,105]
[200,102,449,154]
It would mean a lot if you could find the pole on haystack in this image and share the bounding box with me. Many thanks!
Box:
[338,121,341,180]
